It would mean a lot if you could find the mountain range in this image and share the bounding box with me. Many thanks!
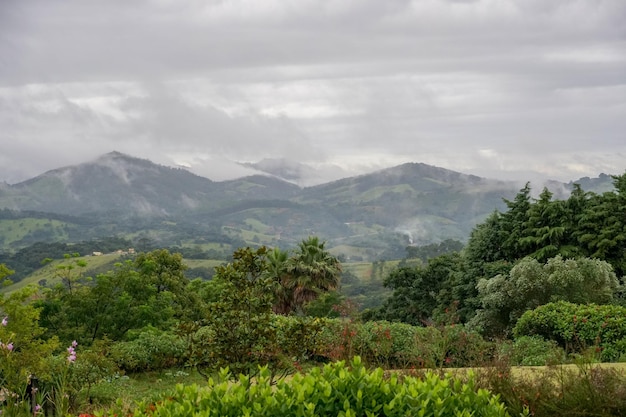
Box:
[0,152,616,260]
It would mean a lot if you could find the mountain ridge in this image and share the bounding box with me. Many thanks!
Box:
[0,151,617,259]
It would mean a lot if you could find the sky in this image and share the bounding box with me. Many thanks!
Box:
[1,0,625,185]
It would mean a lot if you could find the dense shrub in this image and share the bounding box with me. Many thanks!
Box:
[116,357,518,417]
[109,328,186,372]
[274,316,491,369]
[498,336,565,366]
[514,301,626,361]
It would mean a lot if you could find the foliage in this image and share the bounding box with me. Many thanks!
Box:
[0,263,14,285]
[514,301,626,361]
[113,357,516,417]
[109,328,186,373]
[0,286,59,417]
[36,249,200,347]
[372,252,476,325]
[134,249,202,321]
[404,239,464,262]
[186,247,281,379]
[471,256,619,337]
[293,316,491,370]
[269,237,342,315]
[464,173,626,277]
[273,315,330,366]
[497,336,565,366]
[303,290,345,318]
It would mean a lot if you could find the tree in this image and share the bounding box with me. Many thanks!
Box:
[265,247,293,314]
[374,253,466,326]
[269,237,342,315]
[520,188,570,261]
[188,247,280,379]
[134,249,201,320]
[471,256,620,337]
[37,249,197,346]
[0,263,14,285]
[576,173,626,276]
[500,183,532,260]
[464,211,509,272]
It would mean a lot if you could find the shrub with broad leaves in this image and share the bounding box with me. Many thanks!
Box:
[109,357,519,417]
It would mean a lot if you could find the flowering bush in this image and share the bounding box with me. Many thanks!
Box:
[0,287,58,417]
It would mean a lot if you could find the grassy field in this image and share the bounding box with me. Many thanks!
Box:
[183,259,226,269]
[0,218,70,250]
[1,252,124,295]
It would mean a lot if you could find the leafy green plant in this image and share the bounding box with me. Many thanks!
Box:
[498,336,565,366]
[514,301,626,361]
[110,328,186,372]
[186,247,283,380]
[108,357,519,417]
[0,286,59,417]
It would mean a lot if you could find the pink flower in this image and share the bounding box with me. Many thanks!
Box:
[6,343,13,352]
[67,342,77,363]
[1,316,7,326]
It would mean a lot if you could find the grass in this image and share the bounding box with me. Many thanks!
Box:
[183,259,225,269]
[0,218,70,250]
[1,253,123,295]
[81,368,207,413]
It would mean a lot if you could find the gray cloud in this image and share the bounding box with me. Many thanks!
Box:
[1,0,625,184]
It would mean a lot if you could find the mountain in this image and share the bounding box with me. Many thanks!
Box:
[0,152,220,216]
[296,163,517,245]
[0,152,616,260]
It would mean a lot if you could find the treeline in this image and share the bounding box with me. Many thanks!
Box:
[366,172,626,339]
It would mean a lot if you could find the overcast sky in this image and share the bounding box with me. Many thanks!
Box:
[1,0,625,185]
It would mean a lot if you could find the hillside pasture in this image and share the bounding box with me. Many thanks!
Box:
[1,252,123,294]
[0,218,70,250]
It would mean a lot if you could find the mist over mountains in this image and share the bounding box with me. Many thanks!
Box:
[0,151,616,259]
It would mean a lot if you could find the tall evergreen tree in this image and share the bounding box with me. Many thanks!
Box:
[577,173,626,276]
[500,183,532,260]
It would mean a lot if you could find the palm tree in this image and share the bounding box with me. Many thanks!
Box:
[265,247,294,314]
[265,237,342,314]
[284,236,341,313]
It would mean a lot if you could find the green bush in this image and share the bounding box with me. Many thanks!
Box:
[275,316,491,369]
[113,357,518,417]
[273,315,331,362]
[109,328,186,372]
[498,336,565,366]
[0,287,59,417]
[514,301,626,361]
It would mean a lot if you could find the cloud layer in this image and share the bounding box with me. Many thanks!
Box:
[1,0,625,184]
